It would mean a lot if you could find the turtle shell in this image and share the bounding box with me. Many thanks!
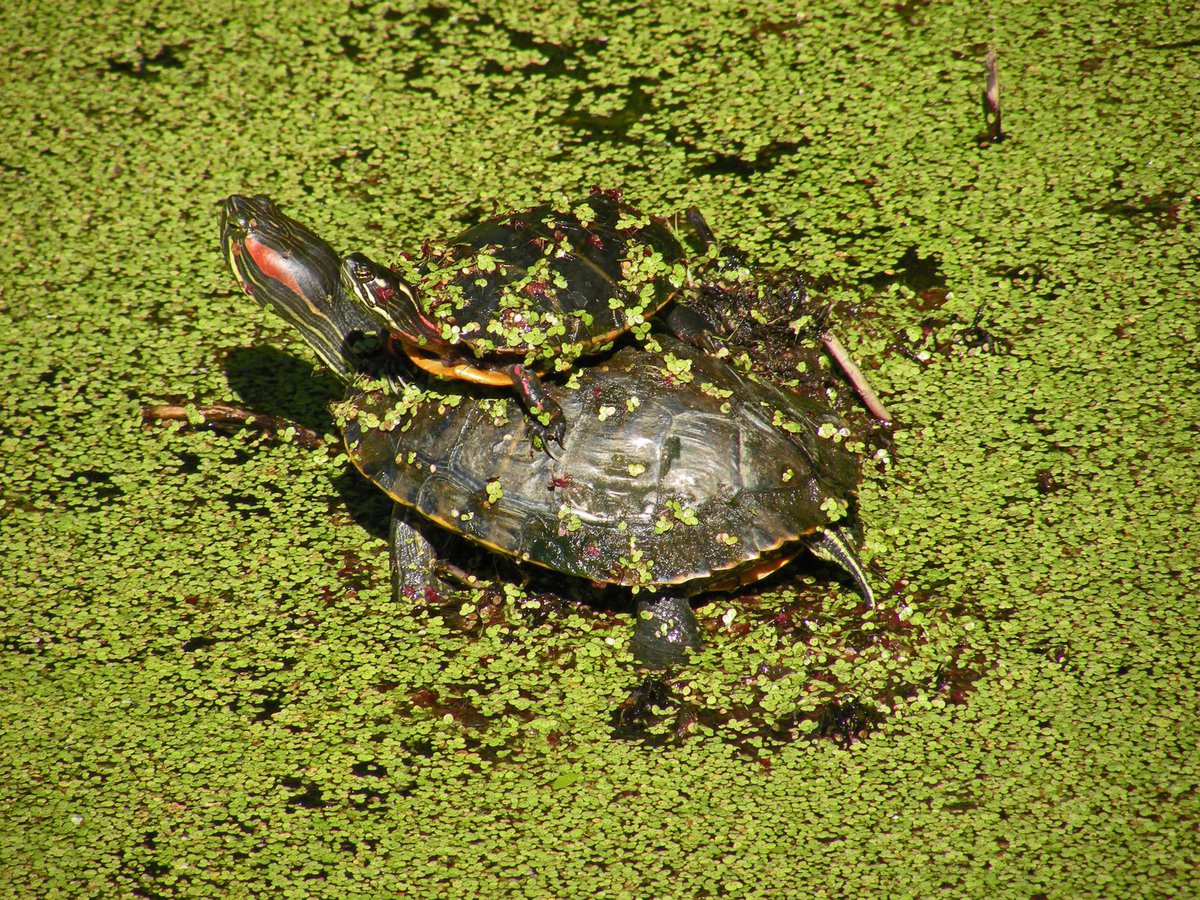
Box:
[339,337,861,589]
[402,191,688,369]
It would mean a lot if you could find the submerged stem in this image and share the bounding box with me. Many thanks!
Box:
[820,332,893,424]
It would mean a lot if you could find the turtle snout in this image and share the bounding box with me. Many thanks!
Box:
[220,194,279,235]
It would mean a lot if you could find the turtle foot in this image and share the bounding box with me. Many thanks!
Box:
[630,595,703,669]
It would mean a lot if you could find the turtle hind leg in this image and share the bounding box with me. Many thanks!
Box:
[661,209,735,355]
[661,302,723,355]
[630,594,703,669]
[389,504,442,601]
[502,362,566,451]
[685,206,749,269]
[809,525,875,607]
[685,207,718,251]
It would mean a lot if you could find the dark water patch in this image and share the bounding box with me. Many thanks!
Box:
[892,0,933,26]
[697,140,808,178]
[393,4,603,82]
[181,635,220,653]
[1151,38,1200,50]
[281,778,329,810]
[222,491,270,519]
[750,18,806,38]
[556,77,659,144]
[61,468,125,512]
[37,365,62,385]
[336,32,362,62]
[105,43,187,79]
[1093,190,1191,230]
[865,246,945,294]
[331,146,374,169]
[173,451,202,475]
[252,695,283,723]
[223,346,341,434]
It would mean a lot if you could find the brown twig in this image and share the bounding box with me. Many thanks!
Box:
[142,402,325,449]
[819,331,893,425]
[982,48,1004,143]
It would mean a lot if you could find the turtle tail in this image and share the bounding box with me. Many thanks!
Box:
[809,526,875,607]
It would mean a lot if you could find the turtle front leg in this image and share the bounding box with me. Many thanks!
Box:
[502,363,567,450]
[389,504,442,601]
[630,594,703,669]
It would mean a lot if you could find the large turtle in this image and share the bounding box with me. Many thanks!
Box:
[339,190,712,445]
[219,194,874,667]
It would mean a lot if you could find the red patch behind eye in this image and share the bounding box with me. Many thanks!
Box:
[245,234,304,299]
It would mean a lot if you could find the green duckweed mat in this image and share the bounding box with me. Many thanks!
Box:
[2,1,1197,896]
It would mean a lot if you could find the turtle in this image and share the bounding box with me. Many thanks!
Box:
[339,190,714,446]
[219,194,875,667]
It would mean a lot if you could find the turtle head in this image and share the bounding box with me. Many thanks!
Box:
[220,195,383,383]
[340,252,435,345]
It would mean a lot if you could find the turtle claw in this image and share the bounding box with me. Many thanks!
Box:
[544,415,566,451]
[526,411,566,458]
[541,431,565,461]
[505,363,568,455]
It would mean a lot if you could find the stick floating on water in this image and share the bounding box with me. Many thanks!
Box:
[820,331,893,425]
